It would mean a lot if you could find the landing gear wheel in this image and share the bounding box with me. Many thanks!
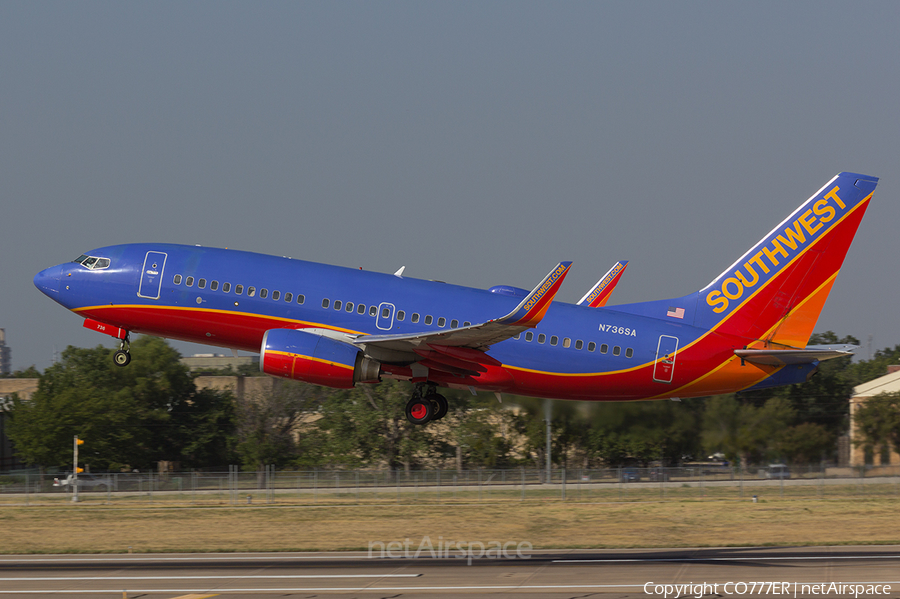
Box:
[405,396,434,425]
[427,393,448,420]
[113,350,131,367]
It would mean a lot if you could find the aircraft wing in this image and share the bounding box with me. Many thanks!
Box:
[734,344,856,366]
[353,261,572,353]
[577,261,628,308]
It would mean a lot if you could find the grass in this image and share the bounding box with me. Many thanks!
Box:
[2,496,899,554]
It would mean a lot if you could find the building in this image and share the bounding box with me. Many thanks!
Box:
[0,329,10,375]
[180,353,259,373]
[193,374,280,400]
[849,366,900,468]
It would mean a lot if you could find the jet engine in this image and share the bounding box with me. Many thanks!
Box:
[260,328,381,388]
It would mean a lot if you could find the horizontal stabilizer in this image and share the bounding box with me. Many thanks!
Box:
[735,344,856,366]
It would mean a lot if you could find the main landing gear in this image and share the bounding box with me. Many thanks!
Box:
[113,334,131,367]
[405,383,449,425]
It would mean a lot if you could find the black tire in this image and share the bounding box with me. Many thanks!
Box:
[113,350,131,366]
[427,393,449,420]
[405,396,433,425]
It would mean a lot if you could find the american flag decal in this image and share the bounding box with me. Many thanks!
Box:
[667,306,685,319]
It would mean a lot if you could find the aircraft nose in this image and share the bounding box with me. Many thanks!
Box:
[34,264,63,297]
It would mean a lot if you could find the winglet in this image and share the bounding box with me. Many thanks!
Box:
[577,261,628,307]
[496,261,572,327]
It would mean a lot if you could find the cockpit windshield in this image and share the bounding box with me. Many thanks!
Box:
[73,254,111,270]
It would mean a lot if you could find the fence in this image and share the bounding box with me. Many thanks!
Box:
[1,464,898,506]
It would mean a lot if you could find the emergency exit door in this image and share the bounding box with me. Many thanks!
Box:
[137,251,167,300]
[653,335,679,383]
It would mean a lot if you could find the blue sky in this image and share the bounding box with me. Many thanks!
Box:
[2,2,898,370]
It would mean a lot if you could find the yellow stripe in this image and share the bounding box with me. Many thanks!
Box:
[267,350,355,371]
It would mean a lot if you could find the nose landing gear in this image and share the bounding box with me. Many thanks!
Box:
[405,383,449,425]
[113,334,131,367]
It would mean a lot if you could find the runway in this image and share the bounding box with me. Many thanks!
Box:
[1,546,898,598]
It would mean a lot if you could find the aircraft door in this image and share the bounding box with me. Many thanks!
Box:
[653,335,679,383]
[376,302,395,330]
[137,251,167,300]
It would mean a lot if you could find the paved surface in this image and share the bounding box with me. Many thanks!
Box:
[1,546,899,597]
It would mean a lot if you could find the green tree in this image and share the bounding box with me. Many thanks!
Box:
[0,365,41,379]
[7,337,234,471]
[446,394,517,470]
[585,400,702,466]
[703,395,795,467]
[511,398,589,469]
[314,380,437,474]
[235,380,323,471]
[852,392,900,459]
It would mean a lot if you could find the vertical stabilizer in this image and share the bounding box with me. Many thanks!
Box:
[696,172,877,347]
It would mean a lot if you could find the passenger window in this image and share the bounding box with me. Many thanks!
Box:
[575,339,583,350]
[222,282,231,293]
[186,276,194,287]
[464,321,471,327]
[525,332,534,342]
[369,306,377,316]
[382,307,390,318]
[424,315,433,325]
[322,298,330,308]
[357,304,365,314]
[437,317,446,327]
[247,287,256,297]
[198,278,207,289]
[613,346,621,356]
[297,294,305,304]
[260,288,268,299]
[600,344,608,354]
[563,338,571,348]
[173,274,182,285]
[538,334,546,344]
[397,310,405,321]
[334,300,342,310]
[550,336,558,346]
[284,292,292,303]
[210,281,219,291]
[625,348,634,358]
[411,313,420,323]
[235,285,244,295]
[346,302,353,312]
[514,333,521,340]
[451,319,459,328]
[272,290,280,301]
[588,342,596,352]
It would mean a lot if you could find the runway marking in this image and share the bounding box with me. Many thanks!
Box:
[0,574,423,581]
[2,583,900,594]
[553,555,900,563]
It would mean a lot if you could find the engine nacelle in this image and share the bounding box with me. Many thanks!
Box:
[260,329,381,388]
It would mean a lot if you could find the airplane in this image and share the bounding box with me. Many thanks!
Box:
[34,172,877,425]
